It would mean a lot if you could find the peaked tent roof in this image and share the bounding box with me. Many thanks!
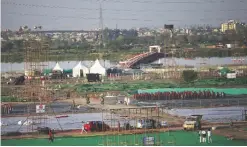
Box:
[53,62,63,71]
[72,61,89,77]
[91,59,105,69]
[90,59,106,76]
[73,61,88,70]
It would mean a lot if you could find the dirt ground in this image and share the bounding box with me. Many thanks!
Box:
[213,125,247,140]
[3,124,247,140]
[58,97,87,105]
[2,97,185,126]
[58,97,185,125]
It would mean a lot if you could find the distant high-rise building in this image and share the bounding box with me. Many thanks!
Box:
[221,20,244,33]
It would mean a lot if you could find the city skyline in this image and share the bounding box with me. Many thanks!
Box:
[1,0,247,30]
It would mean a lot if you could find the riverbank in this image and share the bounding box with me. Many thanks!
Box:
[1,47,247,63]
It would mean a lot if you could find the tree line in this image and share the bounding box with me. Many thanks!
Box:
[1,27,247,53]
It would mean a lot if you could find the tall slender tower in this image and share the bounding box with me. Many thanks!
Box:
[99,2,104,48]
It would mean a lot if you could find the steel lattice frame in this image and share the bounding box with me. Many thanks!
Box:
[22,38,50,133]
[99,107,168,146]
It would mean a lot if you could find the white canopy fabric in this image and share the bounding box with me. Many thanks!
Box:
[53,62,63,71]
[72,61,89,77]
[90,59,106,76]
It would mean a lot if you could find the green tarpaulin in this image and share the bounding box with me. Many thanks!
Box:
[63,69,72,74]
[43,69,52,74]
[219,67,231,76]
[137,88,247,95]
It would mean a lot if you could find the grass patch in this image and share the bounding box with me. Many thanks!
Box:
[0,96,31,102]
[1,131,246,146]
[52,77,247,94]
[1,96,19,102]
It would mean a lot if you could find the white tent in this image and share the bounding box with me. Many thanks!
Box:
[90,59,106,76]
[53,62,63,71]
[72,61,89,77]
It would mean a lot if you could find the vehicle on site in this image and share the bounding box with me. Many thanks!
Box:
[84,121,110,132]
[136,119,161,129]
[183,115,202,130]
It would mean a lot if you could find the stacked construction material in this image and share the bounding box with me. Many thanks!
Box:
[134,90,226,101]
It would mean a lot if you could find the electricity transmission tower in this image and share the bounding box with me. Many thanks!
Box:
[99,2,104,50]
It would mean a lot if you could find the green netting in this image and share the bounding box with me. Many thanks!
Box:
[50,77,247,95]
[219,67,231,76]
[1,96,18,102]
[43,69,52,74]
[138,88,247,95]
[75,82,177,93]
[2,131,246,146]
[63,69,73,74]
[187,78,247,87]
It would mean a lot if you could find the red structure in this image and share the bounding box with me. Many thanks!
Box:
[133,90,226,101]
[119,52,165,68]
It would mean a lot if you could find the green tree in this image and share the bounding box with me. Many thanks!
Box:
[13,40,24,51]
[182,70,198,82]
[187,35,199,44]
[116,35,124,42]
[107,40,121,50]
[175,35,187,45]
[1,41,13,52]
[156,34,165,45]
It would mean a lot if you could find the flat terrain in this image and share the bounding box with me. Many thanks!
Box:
[138,98,247,108]
[2,97,247,117]
[214,126,247,141]
[1,130,247,146]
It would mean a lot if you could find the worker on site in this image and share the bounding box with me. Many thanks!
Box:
[198,129,202,143]
[81,123,87,134]
[118,121,120,132]
[202,130,207,143]
[48,129,54,142]
[207,128,212,143]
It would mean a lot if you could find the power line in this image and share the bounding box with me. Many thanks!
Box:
[99,3,104,47]
[2,1,247,13]
[5,11,238,23]
[92,0,244,4]
[5,12,154,21]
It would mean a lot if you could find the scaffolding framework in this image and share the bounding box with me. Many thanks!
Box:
[23,39,50,133]
[99,107,174,146]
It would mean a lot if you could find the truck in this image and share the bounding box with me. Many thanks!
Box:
[183,115,202,130]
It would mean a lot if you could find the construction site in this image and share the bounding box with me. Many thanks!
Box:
[1,34,247,146]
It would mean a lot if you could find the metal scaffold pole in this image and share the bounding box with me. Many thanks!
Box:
[18,29,63,134]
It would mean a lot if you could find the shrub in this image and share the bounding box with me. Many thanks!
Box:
[182,70,198,83]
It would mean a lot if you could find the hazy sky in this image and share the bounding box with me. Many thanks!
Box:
[1,0,247,30]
